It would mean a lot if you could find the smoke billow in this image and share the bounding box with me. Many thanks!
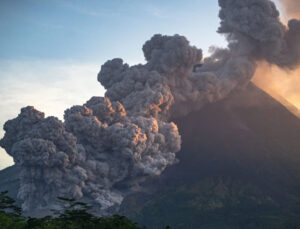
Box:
[1,0,300,215]
[253,0,300,112]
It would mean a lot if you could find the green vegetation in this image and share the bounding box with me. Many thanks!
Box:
[0,191,171,229]
[124,178,300,229]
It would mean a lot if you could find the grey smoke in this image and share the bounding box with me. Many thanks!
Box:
[1,100,180,213]
[1,0,300,215]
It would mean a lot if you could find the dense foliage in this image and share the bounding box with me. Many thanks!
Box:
[123,179,300,229]
[0,191,171,229]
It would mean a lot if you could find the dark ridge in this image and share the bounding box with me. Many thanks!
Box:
[121,82,300,228]
[0,165,20,200]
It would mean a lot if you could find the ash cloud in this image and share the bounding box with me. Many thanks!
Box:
[1,0,300,215]
[218,0,300,68]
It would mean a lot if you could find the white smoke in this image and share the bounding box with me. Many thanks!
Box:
[1,0,300,215]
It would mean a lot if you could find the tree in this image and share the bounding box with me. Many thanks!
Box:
[0,193,173,229]
[0,191,25,229]
[0,191,21,216]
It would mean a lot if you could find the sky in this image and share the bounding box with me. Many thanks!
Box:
[0,0,284,170]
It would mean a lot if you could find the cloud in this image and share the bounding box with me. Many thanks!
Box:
[0,60,105,170]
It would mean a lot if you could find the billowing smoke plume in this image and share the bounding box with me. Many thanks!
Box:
[218,0,300,69]
[0,102,180,213]
[252,0,300,113]
[1,0,300,215]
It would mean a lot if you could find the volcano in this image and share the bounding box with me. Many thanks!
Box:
[119,82,300,228]
[1,83,300,228]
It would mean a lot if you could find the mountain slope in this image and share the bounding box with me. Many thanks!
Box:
[120,83,300,228]
[0,165,20,200]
